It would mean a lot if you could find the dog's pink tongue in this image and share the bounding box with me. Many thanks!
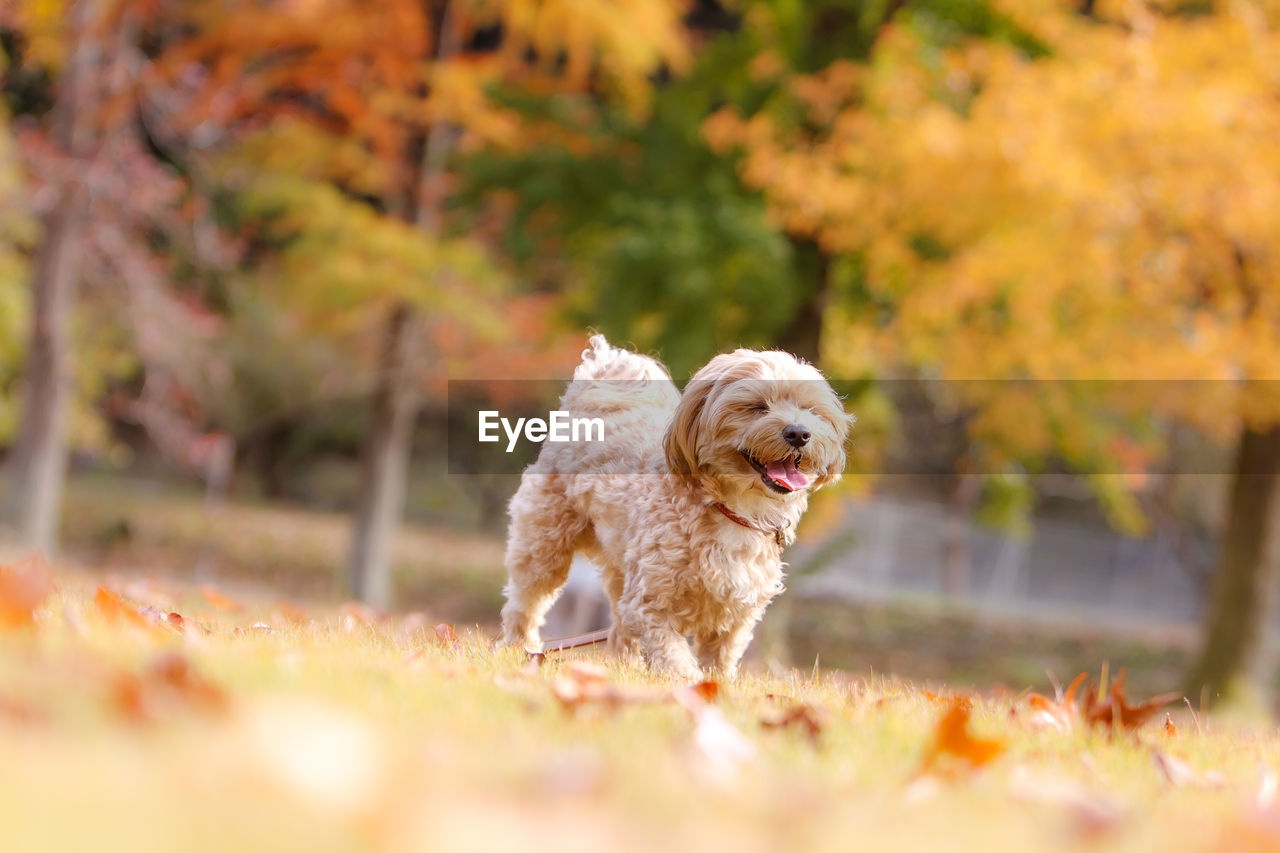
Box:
[766,458,810,491]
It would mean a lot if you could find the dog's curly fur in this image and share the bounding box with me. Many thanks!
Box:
[501,335,853,679]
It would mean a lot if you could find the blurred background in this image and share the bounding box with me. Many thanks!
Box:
[1,0,1278,704]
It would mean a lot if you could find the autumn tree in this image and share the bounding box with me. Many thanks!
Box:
[460,0,1029,374]
[0,0,208,553]
[715,0,1280,702]
[158,0,691,607]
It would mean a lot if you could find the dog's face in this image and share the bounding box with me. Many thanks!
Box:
[663,349,853,503]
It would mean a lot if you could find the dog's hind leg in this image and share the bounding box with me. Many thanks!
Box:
[500,476,586,651]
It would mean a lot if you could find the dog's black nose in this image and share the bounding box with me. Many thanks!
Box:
[782,424,810,448]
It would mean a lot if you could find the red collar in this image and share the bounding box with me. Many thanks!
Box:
[711,502,786,549]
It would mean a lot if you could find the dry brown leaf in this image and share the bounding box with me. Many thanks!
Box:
[94,586,168,634]
[923,690,974,709]
[0,561,54,629]
[1082,670,1181,732]
[433,623,459,648]
[111,651,227,722]
[148,652,228,711]
[688,680,719,703]
[761,702,826,744]
[920,700,1006,774]
[137,606,195,635]
[1025,671,1178,734]
[1023,672,1087,732]
[551,663,666,711]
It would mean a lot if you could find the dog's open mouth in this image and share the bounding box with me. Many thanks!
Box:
[741,451,811,493]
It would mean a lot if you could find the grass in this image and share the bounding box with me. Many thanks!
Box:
[56,472,1203,695]
[60,472,507,624]
[1,559,1278,853]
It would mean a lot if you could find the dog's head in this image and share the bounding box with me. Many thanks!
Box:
[663,349,853,504]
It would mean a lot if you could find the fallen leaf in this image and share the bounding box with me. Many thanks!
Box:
[137,606,192,634]
[692,680,719,703]
[761,702,826,744]
[0,561,54,628]
[111,651,227,722]
[1025,671,1178,734]
[148,652,228,711]
[1024,672,1088,733]
[550,663,665,711]
[433,623,459,648]
[562,661,612,689]
[94,587,161,632]
[920,700,1005,774]
[923,690,974,709]
[1082,671,1180,732]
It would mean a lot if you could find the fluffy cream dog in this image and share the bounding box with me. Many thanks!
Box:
[501,335,853,679]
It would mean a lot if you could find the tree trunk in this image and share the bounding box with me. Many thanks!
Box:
[345,0,460,607]
[346,303,421,608]
[1186,424,1280,706]
[0,190,87,553]
[0,0,96,553]
[777,235,831,365]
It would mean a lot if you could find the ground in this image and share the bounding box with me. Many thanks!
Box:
[2,474,1275,852]
[0,561,1277,853]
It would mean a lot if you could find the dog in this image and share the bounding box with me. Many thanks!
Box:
[501,335,853,679]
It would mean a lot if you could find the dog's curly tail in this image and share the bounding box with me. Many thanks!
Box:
[573,334,671,382]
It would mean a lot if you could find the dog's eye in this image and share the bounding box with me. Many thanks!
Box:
[749,403,769,414]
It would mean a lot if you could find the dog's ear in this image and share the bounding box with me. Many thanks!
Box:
[812,410,856,489]
[663,379,713,476]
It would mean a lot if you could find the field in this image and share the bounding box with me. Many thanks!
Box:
[2,550,1279,853]
[0,476,1272,852]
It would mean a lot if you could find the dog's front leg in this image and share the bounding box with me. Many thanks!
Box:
[618,602,701,681]
[699,609,767,680]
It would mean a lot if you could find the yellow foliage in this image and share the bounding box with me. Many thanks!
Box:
[721,1,1280,450]
[5,0,71,70]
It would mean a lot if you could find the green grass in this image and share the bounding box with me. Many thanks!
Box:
[0,562,1277,853]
